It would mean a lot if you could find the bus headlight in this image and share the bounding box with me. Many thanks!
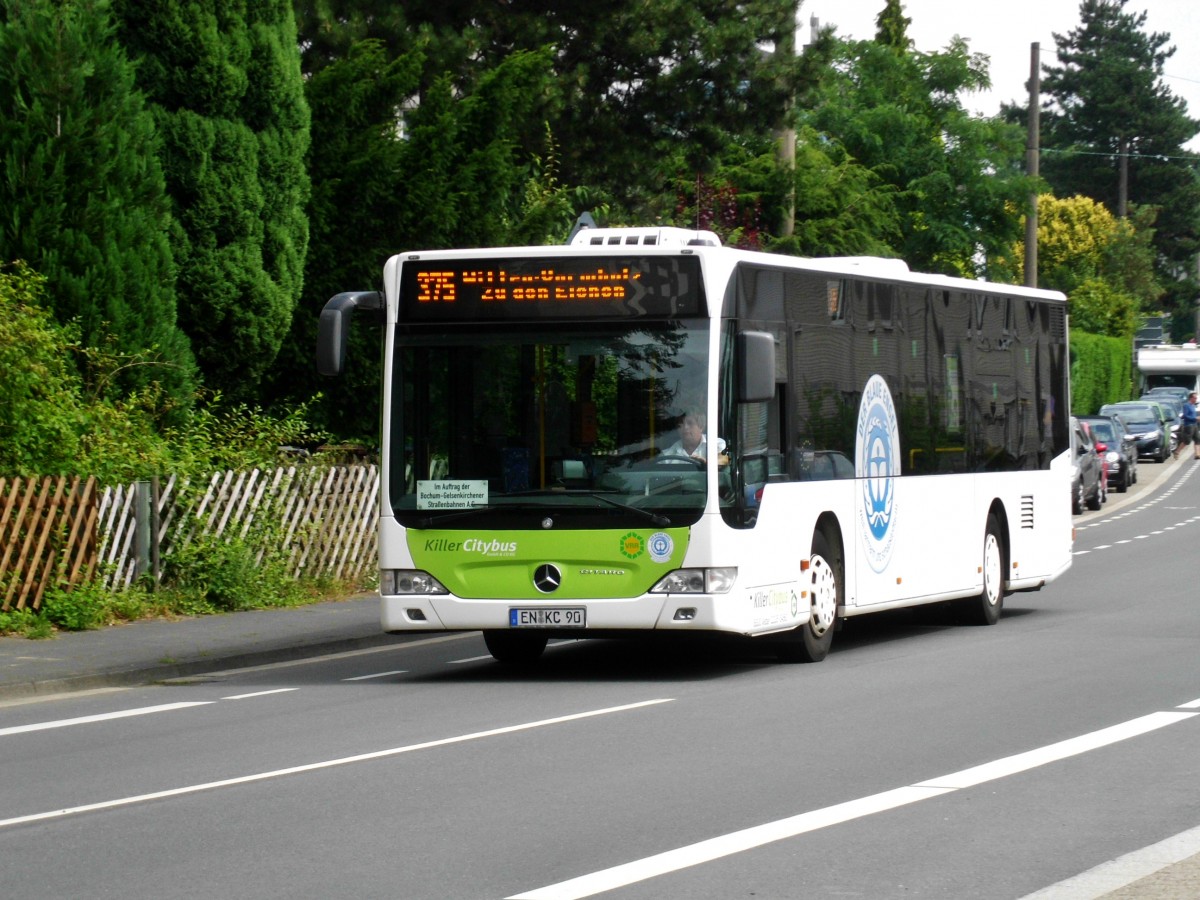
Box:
[651,567,737,594]
[380,570,448,595]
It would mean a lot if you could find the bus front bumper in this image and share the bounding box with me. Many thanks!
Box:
[381,593,746,635]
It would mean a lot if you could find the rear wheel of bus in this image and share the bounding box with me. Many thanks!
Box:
[776,530,840,663]
[484,630,548,664]
[958,513,1005,626]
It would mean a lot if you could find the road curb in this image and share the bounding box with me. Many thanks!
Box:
[1076,452,1183,523]
[0,631,407,702]
[0,631,403,702]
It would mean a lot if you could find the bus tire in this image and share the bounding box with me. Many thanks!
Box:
[483,630,548,664]
[960,514,1005,626]
[776,531,839,663]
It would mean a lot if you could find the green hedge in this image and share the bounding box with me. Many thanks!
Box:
[1070,329,1134,414]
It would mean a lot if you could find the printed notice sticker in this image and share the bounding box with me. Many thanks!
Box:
[417,480,489,510]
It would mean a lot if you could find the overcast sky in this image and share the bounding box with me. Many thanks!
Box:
[801,0,1200,150]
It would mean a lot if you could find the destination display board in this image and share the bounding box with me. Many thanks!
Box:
[398,255,706,321]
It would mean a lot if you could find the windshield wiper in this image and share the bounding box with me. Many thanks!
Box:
[413,491,671,529]
[413,506,495,529]
[586,491,671,526]
[498,489,672,527]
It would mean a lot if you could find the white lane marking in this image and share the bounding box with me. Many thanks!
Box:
[1018,821,1200,899]
[0,699,672,830]
[508,708,1198,900]
[1179,697,1200,709]
[342,670,408,681]
[508,786,954,900]
[0,702,213,737]
[221,688,299,700]
[914,712,1193,789]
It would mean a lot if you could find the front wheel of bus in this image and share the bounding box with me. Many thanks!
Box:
[776,532,839,663]
[960,514,1005,626]
[483,630,548,664]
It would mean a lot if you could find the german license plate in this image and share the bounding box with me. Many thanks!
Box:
[509,607,585,628]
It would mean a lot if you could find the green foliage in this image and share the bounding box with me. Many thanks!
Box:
[1069,277,1137,339]
[266,43,563,438]
[0,0,196,403]
[1039,0,1200,338]
[802,31,1033,275]
[40,581,113,631]
[0,608,53,639]
[163,394,326,475]
[3,562,353,635]
[162,534,306,613]
[775,128,902,257]
[875,0,913,52]
[111,0,311,403]
[0,261,325,480]
[0,263,86,475]
[992,194,1159,339]
[1070,329,1134,414]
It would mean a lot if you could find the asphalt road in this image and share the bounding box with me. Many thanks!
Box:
[1,462,1198,899]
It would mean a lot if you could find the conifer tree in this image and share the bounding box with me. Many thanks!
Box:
[1039,0,1200,332]
[111,0,311,400]
[0,0,195,401]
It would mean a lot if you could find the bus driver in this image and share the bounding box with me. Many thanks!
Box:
[663,412,727,465]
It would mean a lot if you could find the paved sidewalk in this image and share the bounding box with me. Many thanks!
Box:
[0,593,392,701]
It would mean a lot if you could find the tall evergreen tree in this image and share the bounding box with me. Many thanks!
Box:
[1039,0,1200,334]
[111,0,311,401]
[263,42,558,437]
[0,0,195,401]
[875,0,912,52]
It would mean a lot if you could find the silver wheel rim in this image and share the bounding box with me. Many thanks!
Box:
[982,533,1002,607]
[809,554,837,635]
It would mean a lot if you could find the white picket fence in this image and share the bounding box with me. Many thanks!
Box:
[96,465,379,589]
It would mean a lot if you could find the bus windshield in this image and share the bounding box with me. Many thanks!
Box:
[389,320,714,528]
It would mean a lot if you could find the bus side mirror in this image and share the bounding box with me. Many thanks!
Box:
[317,291,383,376]
[737,331,776,402]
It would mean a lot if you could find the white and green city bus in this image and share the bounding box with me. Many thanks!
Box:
[317,225,1074,664]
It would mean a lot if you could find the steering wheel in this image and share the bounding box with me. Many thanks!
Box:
[631,454,706,471]
[656,454,706,469]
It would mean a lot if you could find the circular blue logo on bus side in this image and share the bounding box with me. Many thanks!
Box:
[648,532,674,563]
[856,375,900,573]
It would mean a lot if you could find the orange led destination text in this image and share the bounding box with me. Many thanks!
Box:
[415,267,640,303]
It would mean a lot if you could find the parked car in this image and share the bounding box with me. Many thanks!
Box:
[1079,420,1109,503]
[1142,395,1182,450]
[1070,416,1103,514]
[1077,414,1136,492]
[1100,402,1171,462]
[1144,385,1191,405]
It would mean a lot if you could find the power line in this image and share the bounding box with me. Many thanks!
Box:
[1040,147,1199,164]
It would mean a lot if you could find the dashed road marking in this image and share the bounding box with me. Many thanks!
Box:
[0,699,673,829]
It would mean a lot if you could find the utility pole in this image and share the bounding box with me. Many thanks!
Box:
[1024,42,1040,288]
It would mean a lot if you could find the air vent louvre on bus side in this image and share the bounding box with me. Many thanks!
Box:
[1021,495,1035,529]
[1049,306,1067,341]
